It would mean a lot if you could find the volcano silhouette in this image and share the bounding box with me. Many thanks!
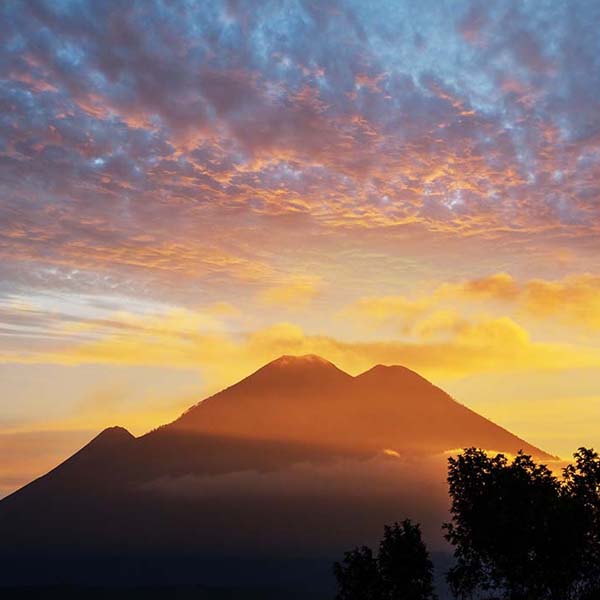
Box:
[0,355,553,591]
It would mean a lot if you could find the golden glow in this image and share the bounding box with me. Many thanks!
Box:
[259,275,322,308]
[3,1,600,503]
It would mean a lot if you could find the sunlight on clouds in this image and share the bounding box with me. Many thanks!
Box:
[340,295,433,332]
[2,0,600,497]
[524,275,600,329]
[412,309,467,340]
[439,272,520,301]
[2,272,600,462]
[259,275,322,309]
[1,307,599,393]
[444,273,600,330]
[345,273,600,335]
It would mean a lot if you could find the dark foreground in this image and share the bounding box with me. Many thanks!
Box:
[0,554,453,599]
[0,585,326,599]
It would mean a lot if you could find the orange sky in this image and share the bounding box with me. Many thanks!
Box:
[2,1,600,496]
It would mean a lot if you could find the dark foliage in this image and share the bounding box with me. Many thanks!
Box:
[334,519,436,600]
[563,448,600,599]
[379,522,437,600]
[444,447,600,600]
[334,546,381,600]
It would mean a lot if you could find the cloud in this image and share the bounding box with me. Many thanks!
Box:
[259,275,321,309]
[443,273,600,331]
[1,0,600,308]
[458,4,489,45]
[3,0,600,502]
[347,272,600,333]
[340,295,432,332]
[341,274,522,337]
[1,306,599,392]
[523,275,600,329]
[440,272,520,302]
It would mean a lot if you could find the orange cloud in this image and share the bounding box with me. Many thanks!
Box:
[343,274,522,336]
[523,275,600,329]
[341,295,433,332]
[1,308,598,392]
[443,273,600,330]
[259,275,321,309]
[441,272,520,301]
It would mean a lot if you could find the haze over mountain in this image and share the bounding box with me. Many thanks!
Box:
[0,355,552,592]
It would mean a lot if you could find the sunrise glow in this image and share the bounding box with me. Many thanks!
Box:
[1,1,600,500]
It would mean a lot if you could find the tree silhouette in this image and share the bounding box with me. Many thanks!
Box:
[334,546,381,600]
[444,448,594,600]
[336,448,600,600]
[334,520,436,600]
[378,520,436,600]
[563,448,600,598]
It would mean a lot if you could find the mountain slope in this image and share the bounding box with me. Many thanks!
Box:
[0,355,553,588]
[167,355,551,458]
[1,354,552,514]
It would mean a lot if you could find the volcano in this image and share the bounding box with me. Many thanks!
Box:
[0,356,553,594]
[168,354,549,457]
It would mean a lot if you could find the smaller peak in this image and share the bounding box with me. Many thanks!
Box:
[358,363,401,374]
[357,363,428,382]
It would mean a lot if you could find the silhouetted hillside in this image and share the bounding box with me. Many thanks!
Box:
[0,355,549,595]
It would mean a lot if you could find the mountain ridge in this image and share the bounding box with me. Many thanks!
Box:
[0,354,555,586]
[167,354,553,459]
[0,354,555,512]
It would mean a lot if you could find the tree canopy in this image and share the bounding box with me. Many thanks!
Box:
[334,519,436,600]
[445,447,600,600]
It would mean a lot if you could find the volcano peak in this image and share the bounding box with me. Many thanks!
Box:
[266,354,336,369]
[250,353,350,382]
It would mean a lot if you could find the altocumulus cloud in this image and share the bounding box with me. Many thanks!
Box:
[2,0,600,304]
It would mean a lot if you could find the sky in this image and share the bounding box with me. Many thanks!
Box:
[1,0,600,495]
